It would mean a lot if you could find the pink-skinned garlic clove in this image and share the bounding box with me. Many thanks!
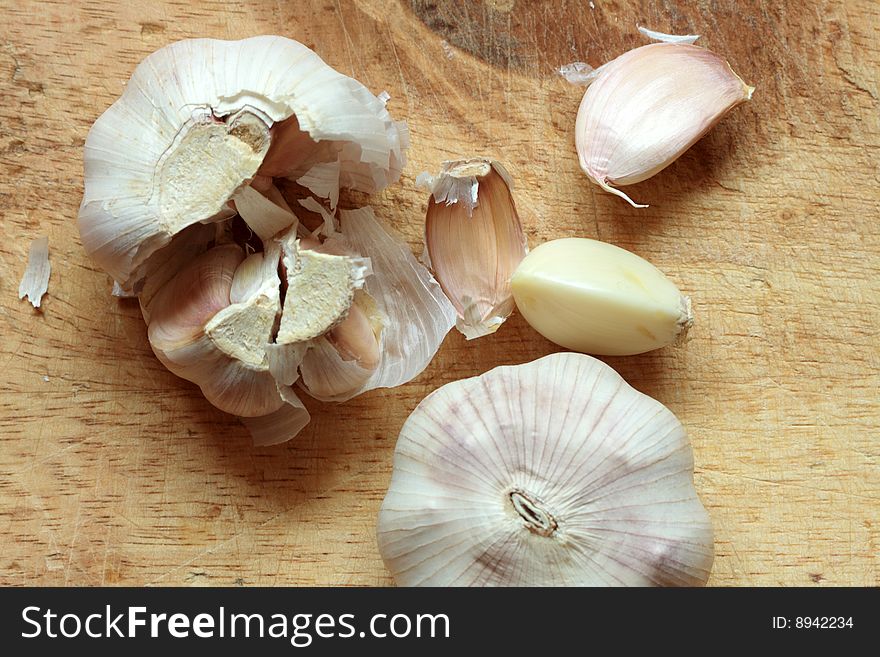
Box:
[575,43,753,207]
[421,158,528,339]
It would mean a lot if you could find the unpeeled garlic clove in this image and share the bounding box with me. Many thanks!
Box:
[377,352,714,586]
[326,292,382,370]
[575,43,754,207]
[421,159,528,339]
[275,232,371,345]
[511,238,692,356]
[145,244,285,418]
[298,206,456,402]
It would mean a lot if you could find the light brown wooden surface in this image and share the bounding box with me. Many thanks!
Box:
[0,0,878,586]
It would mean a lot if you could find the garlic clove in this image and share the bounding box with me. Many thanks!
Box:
[146,244,286,418]
[377,352,714,587]
[575,43,753,207]
[145,244,244,348]
[326,291,382,370]
[422,159,528,339]
[79,36,407,290]
[229,252,268,304]
[298,206,456,402]
[136,222,218,323]
[275,232,371,345]
[511,238,692,356]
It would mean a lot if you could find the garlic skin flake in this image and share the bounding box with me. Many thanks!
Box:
[78,36,406,290]
[511,238,692,356]
[18,236,51,308]
[637,26,700,44]
[575,43,753,207]
[422,159,528,339]
[377,352,714,586]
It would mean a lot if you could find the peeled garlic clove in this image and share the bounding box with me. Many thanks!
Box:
[511,238,692,356]
[422,159,528,339]
[575,43,753,207]
[299,207,456,402]
[377,352,714,587]
[79,36,406,290]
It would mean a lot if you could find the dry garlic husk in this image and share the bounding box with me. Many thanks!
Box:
[575,43,753,207]
[511,238,692,356]
[377,352,714,586]
[78,36,407,290]
[19,236,51,308]
[420,159,528,339]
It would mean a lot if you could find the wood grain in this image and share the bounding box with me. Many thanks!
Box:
[0,0,877,586]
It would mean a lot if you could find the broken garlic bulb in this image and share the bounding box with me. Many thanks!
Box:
[377,352,714,586]
[78,36,407,291]
[511,238,692,356]
[575,43,753,207]
[78,37,456,445]
[419,159,528,339]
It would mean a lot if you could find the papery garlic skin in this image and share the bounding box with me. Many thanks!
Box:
[18,236,51,308]
[79,36,406,290]
[575,43,753,207]
[422,159,527,339]
[377,352,714,587]
[511,238,692,356]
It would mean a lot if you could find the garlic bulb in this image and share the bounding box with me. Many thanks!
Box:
[419,159,528,339]
[79,37,456,445]
[575,43,753,207]
[377,352,714,586]
[79,36,406,291]
[511,238,692,356]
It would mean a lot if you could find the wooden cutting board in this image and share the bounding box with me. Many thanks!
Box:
[1,0,877,586]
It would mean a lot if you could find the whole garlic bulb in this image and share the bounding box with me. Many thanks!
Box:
[377,353,714,586]
[575,43,753,207]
